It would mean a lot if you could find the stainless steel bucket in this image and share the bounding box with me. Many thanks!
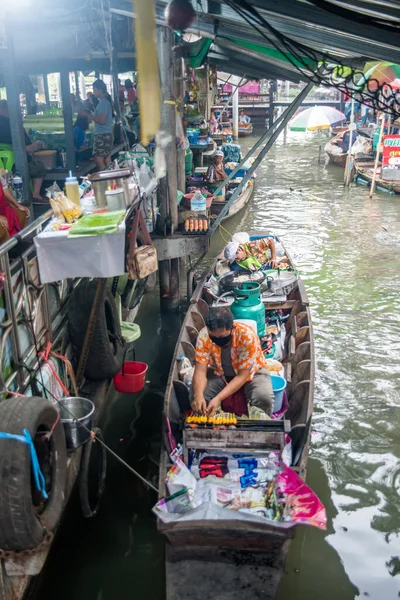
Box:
[59,397,95,449]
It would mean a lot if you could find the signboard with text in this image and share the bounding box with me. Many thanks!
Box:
[382,135,400,167]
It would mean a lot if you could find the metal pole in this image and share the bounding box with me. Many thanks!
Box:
[157,27,178,233]
[211,108,288,199]
[370,114,385,198]
[2,25,31,207]
[74,71,80,99]
[60,69,75,174]
[344,96,355,186]
[232,84,239,139]
[43,74,50,110]
[175,56,186,192]
[269,80,275,129]
[215,76,245,127]
[111,48,121,120]
[209,82,313,235]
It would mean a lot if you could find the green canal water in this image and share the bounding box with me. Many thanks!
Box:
[32,131,400,600]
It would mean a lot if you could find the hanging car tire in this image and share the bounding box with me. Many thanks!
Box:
[68,280,125,381]
[79,427,107,518]
[0,397,67,551]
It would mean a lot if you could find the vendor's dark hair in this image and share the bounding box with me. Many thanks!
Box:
[125,79,133,88]
[206,307,233,331]
[93,79,107,95]
[93,79,114,115]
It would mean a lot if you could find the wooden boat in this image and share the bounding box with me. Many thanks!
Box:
[354,158,400,194]
[157,233,315,600]
[330,125,348,136]
[325,133,347,166]
[210,179,254,222]
[238,124,254,137]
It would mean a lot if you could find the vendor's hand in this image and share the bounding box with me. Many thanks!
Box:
[206,397,221,418]
[269,259,278,269]
[20,206,30,217]
[191,394,206,415]
[0,216,9,230]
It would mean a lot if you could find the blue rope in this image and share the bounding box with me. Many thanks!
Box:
[0,429,48,500]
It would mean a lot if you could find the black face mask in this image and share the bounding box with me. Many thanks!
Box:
[209,333,232,347]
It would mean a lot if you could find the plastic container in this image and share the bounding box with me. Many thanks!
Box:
[33,150,57,170]
[58,397,95,449]
[187,129,200,144]
[231,282,266,337]
[270,375,287,413]
[65,171,81,207]
[190,189,207,214]
[113,361,148,393]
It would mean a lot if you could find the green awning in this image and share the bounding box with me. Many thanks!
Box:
[227,38,316,71]
[185,38,213,69]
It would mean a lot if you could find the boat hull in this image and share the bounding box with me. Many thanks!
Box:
[354,160,400,194]
[158,233,315,599]
[210,182,254,222]
[238,125,253,137]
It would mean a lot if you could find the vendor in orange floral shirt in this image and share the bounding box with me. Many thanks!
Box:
[192,307,274,417]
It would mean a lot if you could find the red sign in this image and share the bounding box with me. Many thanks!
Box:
[382,134,400,167]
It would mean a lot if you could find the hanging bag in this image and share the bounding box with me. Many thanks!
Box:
[127,206,158,280]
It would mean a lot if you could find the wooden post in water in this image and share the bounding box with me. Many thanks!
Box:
[232,82,239,139]
[269,80,275,129]
[370,114,384,198]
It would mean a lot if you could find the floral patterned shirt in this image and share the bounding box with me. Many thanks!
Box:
[244,239,271,263]
[195,322,266,382]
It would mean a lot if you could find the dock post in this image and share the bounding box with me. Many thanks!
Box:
[269,80,275,129]
[175,56,186,193]
[60,69,76,174]
[1,25,31,208]
[232,83,239,139]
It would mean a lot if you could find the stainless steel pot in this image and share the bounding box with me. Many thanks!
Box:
[59,397,95,449]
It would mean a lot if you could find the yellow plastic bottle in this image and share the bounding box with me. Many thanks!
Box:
[65,171,81,207]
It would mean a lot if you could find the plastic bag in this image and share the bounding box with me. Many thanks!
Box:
[154,131,172,180]
[45,181,62,200]
[166,456,197,496]
[277,466,327,529]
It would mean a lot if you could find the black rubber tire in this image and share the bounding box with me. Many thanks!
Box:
[68,280,125,381]
[79,427,107,518]
[0,397,67,551]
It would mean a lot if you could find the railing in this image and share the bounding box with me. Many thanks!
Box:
[0,209,72,394]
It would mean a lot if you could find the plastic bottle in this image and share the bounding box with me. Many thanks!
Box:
[12,174,23,202]
[65,171,81,207]
[190,189,207,214]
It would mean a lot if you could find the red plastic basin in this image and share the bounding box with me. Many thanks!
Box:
[113,361,148,393]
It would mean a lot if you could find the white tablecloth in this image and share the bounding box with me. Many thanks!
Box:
[34,221,126,284]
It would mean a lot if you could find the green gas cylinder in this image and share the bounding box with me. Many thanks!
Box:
[231,282,265,337]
